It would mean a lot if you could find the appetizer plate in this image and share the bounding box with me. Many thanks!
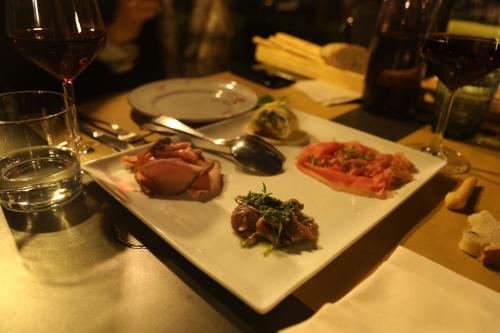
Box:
[82,111,445,314]
[128,78,258,123]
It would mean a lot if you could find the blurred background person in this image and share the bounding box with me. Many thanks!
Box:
[76,0,165,99]
[83,0,236,97]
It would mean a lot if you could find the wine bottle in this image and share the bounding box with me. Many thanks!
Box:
[362,0,439,119]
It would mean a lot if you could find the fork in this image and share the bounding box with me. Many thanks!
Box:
[79,114,150,143]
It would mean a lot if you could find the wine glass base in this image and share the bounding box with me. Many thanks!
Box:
[408,143,470,175]
[78,140,97,155]
[79,144,95,154]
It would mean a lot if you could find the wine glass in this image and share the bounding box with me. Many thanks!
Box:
[417,0,500,174]
[5,0,107,154]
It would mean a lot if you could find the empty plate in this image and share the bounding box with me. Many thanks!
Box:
[128,78,258,123]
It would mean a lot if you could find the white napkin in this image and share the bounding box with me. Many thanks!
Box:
[294,79,361,105]
[281,246,500,333]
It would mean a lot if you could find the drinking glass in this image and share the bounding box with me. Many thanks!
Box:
[0,91,82,212]
[5,0,107,154]
[417,0,500,174]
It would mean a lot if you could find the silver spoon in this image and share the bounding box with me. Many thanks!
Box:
[151,115,286,175]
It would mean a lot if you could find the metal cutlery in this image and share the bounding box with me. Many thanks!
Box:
[140,123,177,136]
[79,123,133,152]
[79,114,148,143]
[152,115,286,175]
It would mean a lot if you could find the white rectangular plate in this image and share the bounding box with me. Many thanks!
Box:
[82,110,445,313]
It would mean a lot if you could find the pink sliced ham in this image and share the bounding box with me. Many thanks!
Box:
[122,141,222,201]
[295,141,416,198]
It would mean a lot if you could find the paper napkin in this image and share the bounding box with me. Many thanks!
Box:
[281,246,500,333]
[294,79,361,106]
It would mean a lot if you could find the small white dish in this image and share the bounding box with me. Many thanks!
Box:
[83,110,445,314]
[128,78,258,123]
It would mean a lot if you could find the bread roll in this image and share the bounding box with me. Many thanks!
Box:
[458,230,485,257]
[458,210,500,270]
[320,43,369,74]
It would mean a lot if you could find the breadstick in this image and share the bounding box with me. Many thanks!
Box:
[274,32,322,54]
[254,45,365,92]
[444,176,478,210]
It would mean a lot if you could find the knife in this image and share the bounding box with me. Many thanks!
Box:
[79,123,133,152]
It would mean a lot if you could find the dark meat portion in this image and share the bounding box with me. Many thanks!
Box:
[231,204,260,239]
[252,218,278,246]
[230,203,318,248]
[281,216,318,246]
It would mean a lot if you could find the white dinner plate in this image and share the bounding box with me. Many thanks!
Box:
[82,110,445,314]
[128,78,258,122]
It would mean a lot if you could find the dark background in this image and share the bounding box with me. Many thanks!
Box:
[0,0,383,102]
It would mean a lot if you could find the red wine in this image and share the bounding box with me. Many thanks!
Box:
[10,28,106,82]
[423,34,500,90]
[363,31,424,119]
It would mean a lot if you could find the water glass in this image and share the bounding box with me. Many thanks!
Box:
[0,91,82,212]
[433,70,500,140]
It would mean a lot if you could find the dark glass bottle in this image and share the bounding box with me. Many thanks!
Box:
[362,0,438,119]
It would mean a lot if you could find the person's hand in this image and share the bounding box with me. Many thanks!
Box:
[107,0,161,44]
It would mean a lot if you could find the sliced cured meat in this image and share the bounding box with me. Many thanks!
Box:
[187,159,222,200]
[295,141,416,198]
[136,158,206,196]
[122,141,222,200]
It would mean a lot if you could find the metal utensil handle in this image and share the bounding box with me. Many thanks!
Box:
[80,114,130,136]
[152,115,221,146]
[79,123,132,152]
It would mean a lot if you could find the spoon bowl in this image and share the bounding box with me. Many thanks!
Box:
[151,115,286,174]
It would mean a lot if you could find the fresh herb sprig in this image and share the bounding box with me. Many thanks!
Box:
[257,95,289,106]
[235,184,304,248]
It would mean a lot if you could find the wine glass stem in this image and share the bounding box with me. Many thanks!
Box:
[62,81,83,152]
[430,86,457,151]
[62,81,75,106]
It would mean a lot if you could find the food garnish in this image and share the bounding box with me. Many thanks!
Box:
[231,184,318,251]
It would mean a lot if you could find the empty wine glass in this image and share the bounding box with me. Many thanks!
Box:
[417,0,500,174]
[5,0,107,154]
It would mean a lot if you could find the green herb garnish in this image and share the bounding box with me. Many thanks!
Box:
[363,152,375,161]
[258,95,275,105]
[235,183,305,248]
[341,146,360,159]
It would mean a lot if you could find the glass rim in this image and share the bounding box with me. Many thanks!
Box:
[0,90,72,125]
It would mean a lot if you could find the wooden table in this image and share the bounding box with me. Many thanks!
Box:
[79,71,500,300]
[2,72,498,332]
[81,70,500,286]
